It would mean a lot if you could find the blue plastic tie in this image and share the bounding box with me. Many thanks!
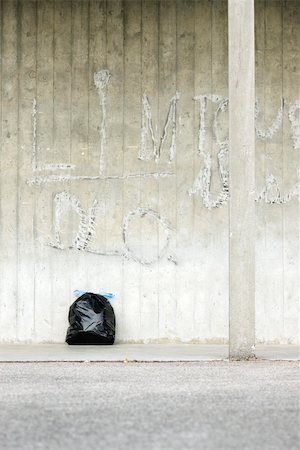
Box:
[73,289,114,300]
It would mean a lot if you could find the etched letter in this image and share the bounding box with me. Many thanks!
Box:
[31,99,75,172]
[189,94,229,209]
[94,69,112,174]
[255,98,284,140]
[49,192,97,251]
[288,101,300,149]
[139,92,180,162]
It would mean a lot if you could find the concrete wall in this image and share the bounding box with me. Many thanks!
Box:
[0,0,298,343]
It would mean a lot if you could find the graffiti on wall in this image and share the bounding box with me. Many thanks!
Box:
[139,91,180,162]
[188,94,229,209]
[26,69,300,264]
[188,94,299,209]
[94,69,111,175]
[48,192,174,265]
[28,69,174,186]
[288,101,300,150]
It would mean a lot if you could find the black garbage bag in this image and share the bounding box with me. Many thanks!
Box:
[66,292,115,345]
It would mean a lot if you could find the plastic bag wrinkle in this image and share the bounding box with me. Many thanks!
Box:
[66,292,115,345]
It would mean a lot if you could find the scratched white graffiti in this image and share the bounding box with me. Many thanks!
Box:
[29,72,299,189]
[189,94,229,209]
[256,173,299,204]
[26,171,174,186]
[49,191,98,251]
[122,208,173,265]
[48,193,174,265]
[28,61,299,253]
[31,99,75,172]
[139,91,180,162]
[288,101,300,149]
[32,70,112,176]
[28,69,175,186]
[255,98,284,140]
[94,69,112,174]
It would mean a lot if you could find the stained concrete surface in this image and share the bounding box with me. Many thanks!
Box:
[0,361,299,450]
[0,344,299,362]
[1,0,299,347]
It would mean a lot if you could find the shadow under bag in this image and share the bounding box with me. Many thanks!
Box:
[66,292,115,345]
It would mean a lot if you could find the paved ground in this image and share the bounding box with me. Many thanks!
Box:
[0,361,299,450]
[0,344,298,361]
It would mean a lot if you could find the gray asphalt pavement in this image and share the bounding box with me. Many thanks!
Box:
[0,361,299,450]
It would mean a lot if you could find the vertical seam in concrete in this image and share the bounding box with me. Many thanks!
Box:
[52,0,61,340]
[138,0,142,332]
[192,0,196,338]
[32,0,38,339]
[16,0,21,340]
[50,0,55,342]
[227,0,230,346]
[121,0,125,320]
[175,0,178,334]
[281,0,285,338]
[87,0,91,289]
[157,0,160,338]
[0,0,2,335]
[139,0,143,333]
[104,0,108,302]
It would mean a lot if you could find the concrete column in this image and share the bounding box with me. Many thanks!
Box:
[228,0,255,359]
